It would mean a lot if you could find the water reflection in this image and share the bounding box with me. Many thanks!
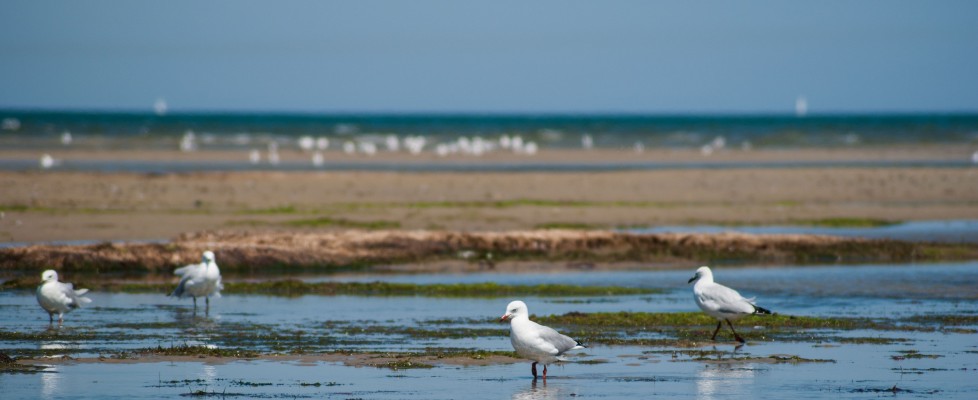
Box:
[199,364,218,384]
[40,366,60,399]
[39,338,79,358]
[511,379,559,400]
[695,362,756,400]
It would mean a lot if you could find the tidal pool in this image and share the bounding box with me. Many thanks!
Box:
[2,336,976,399]
[2,262,977,399]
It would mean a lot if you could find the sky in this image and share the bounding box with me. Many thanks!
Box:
[1,1,977,114]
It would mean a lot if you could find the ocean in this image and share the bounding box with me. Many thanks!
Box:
[2,110,977,150]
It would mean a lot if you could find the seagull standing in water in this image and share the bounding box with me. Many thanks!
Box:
[688,266,771,343]
[500,300,585,380]
[170,251,223,314]
[36,270,92,326]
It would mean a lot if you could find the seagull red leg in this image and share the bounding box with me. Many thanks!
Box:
[531,362,538,378]
[726,320,746,343]
[711,321,723,340]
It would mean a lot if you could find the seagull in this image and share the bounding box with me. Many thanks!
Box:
[688,266,771,343]
[36,270,92,326]
[170,251,223,314]
[500,300,585,379]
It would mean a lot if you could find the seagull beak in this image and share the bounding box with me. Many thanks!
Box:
[687,275,697,284]
[499,314,509,322]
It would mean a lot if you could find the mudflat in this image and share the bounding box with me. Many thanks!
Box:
[1,146,977,243]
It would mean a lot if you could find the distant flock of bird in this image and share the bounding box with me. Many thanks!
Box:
[36,252,771,380]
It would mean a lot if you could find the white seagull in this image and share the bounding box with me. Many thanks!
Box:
[688,266,771,343]
[170,251,223,314]
[36,270,92,326]
[500,300,585,379]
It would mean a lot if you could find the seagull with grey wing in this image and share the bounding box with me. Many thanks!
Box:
[170,250,223,314]
[688,266,772,343]
[500,300,586,380]
[36,270,92,326]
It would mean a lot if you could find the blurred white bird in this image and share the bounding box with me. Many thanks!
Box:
[180,130,197,152]
[267,141,280,165]
[316,137,330,151]
[358,141,377,156]
[500,300,585,380]
[403,136,427,155]
[385,134,400,152]
[342,141,356,154]
[581,134,593,150]
[36,270,92,326]
[688,266,771,343]
[298,135,315,151]
[39,154,56,169]
[170,251,223,314]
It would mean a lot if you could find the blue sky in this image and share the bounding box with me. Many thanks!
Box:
[1,1,977,114]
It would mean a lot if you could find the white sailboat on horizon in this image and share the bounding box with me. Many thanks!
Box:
[795,96,808,117]
[154,98,168,116]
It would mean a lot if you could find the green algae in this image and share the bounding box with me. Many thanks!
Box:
[285,217,400,229]
[135,345,260,358]
[0,352,46,374]
[902,314,978,326]
[376,359,435,370]
[536,311,866,329]
[527,311,947,345]
[892,350,942,360]
[337,325,509,339]
[535,222,602,230]
[833,337,911,345]
[12,281,658,298]
[239,205,299,215]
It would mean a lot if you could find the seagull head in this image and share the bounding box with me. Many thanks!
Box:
[688,266,713,284]
[500,300,528,322]
[41,269,58,282]
[202,251,216,263]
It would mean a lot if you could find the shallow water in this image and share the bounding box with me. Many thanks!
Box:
[2,336,976,399]
[627,220,978,243]
[2,262,977,398]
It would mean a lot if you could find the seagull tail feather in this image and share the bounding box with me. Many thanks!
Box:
[170,282,185,298]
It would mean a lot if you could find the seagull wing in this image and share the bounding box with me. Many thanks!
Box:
[59,282,91,308]
[173,262,201,277]
[697,283,757,315]
[532,322,584,356]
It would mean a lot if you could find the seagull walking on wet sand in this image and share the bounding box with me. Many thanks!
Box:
[500,300,586,380]
[688,266,771,343]
[36,270,92,326]
[170,251,223,314]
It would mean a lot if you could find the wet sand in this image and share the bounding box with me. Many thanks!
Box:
[2,147,977,243]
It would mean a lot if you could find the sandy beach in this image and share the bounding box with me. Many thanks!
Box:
[1,147,977,243]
